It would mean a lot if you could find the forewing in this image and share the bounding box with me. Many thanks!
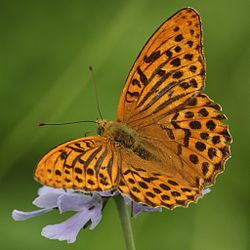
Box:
[34,136,120,191]
[117,8,205,126]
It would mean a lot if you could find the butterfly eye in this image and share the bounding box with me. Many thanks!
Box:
[97,126,104,135]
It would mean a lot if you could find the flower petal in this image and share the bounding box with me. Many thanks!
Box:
[12,208,53,221]
[37,186,63,196]
[33,186,66,208]
[97,190,118,197]
[197,188,211,201]
[41,210,87,243]
[58,193,102,213]
[123,195,162,217]
[202,188,211,196]
[122,195,132,206]
[132,202,162,218]
[42,207,102,244]
[88,204,102,230]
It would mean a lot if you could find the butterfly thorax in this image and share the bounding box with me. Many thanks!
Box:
[97,119,154,160]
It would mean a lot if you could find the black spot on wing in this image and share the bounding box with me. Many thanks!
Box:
[144,51,161,63]
[137,67,148,86]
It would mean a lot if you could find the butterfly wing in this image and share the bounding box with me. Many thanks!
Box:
[136,94,232,186]
[117,96,231,208]
[118,147,202,209]
[117,8,205,126]
[34,136,120,191]
[116,8,232,208]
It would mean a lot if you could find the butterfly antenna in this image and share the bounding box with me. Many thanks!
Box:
[89,65,103,120]
[38,120,97,126]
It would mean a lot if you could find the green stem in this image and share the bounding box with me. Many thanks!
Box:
[115,195,136,250]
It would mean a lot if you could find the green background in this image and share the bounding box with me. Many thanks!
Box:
[1,0,249,249]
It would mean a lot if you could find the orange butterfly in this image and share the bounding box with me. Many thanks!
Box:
[34,8,232,209]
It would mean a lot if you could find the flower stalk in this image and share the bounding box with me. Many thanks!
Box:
[115,195,136,250]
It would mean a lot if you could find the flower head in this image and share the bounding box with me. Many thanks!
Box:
[12,185,210,243]
[12,186,105,243]
[12,186,161,243]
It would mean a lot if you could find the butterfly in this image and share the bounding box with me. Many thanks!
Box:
[34,8,232,209]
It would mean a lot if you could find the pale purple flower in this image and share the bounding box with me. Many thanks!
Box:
[12,185,210,243]
[198,188,211,201]
[123,195,162,217]
[201,188,210,196]
[12,186,105,243]
[12,186,160,243]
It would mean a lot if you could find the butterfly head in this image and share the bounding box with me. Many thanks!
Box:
[96,119,113,136]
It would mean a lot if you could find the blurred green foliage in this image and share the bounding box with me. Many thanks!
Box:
[0,0,249,249]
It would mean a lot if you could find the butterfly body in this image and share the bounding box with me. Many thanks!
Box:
[97,119,155,161]
[35,8,231,209]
